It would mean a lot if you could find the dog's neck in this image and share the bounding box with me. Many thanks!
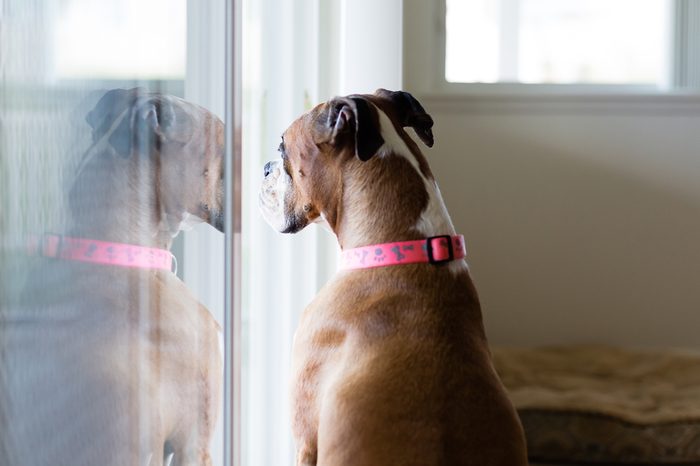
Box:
[331,153,455,250]
[68,155,180,250]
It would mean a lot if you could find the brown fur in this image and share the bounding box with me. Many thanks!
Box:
[1,89,223,466]
[267,90,528,465]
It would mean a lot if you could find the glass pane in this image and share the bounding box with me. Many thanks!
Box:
[54,0,186,79]
[446,0,672,85]
[446,0,501,83]
[1,1,227,465]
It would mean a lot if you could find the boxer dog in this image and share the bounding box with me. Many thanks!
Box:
[1,89,223,466]
[260,89,528,465]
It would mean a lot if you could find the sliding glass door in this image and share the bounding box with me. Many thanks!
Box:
[0,0,241,464]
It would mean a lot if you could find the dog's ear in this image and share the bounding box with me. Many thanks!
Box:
[327,96,384,161]
[374,89,434,147]
[86,88,140,156]
[86,88,193,158]
[131,96,194,148]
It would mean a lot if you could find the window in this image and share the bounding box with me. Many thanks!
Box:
[446,0,672,86]
[0,0,238,464]
[54,0,186,80]
[403,0,700,94]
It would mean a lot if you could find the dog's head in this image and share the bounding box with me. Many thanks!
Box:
[259,89,434,234]
[82,88,225,233]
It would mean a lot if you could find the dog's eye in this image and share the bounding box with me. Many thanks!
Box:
[203,168,209,177]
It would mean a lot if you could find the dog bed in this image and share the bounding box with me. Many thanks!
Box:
[492,345,700,465]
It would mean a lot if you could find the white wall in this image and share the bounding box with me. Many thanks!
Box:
[402,0,700,350]
[416,95,700,349]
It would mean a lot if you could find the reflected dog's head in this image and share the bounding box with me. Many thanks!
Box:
[259,89,434,235]
[73,88,225,236]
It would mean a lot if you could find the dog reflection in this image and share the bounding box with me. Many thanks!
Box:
[1,88,224,466]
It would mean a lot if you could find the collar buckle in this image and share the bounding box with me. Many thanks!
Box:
[426,235,454,265]
[37,233,64,258]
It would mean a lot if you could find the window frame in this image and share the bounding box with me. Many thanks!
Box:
[404,0,700,98]
[179,1,240,465]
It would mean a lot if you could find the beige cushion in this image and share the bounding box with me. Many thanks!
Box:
[493,346,700,464]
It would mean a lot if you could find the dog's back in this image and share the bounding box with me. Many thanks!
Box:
[2,259,221,466]
[2,261,141,465]
[292,265,527,466]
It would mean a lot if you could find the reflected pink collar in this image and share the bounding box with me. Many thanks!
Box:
[340,235,466,270]
[27,234,176,273]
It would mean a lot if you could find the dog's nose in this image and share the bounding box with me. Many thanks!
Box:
[264,161,273,178]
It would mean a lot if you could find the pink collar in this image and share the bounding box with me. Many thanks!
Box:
[27,234,176,273]
[340,235,466,270]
